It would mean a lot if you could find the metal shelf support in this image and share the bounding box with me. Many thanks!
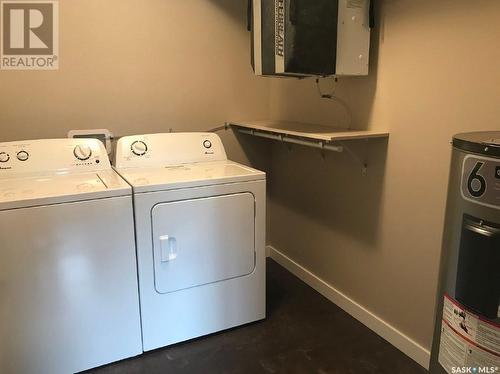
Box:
[236,127,372,176]
[237,128,344,153]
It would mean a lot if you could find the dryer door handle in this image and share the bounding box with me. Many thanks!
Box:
[159,235,177,262]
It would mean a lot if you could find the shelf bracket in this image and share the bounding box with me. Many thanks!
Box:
[342,142,368,176]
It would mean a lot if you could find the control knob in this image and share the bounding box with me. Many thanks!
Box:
[73,145,92,161]
[0,152,9,163]
[131,141,148,156]
[17,151,29,162]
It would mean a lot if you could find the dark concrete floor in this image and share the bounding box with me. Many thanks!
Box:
[87,259,427,374]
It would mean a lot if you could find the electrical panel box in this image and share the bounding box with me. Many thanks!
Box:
[250,0,372,77]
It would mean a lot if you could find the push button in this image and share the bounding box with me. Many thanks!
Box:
[0,152,9,163]
[203,140,212,149]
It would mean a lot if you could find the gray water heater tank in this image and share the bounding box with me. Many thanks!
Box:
[429,132,500,373]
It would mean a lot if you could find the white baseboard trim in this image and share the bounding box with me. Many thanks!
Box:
[266,245,431,369]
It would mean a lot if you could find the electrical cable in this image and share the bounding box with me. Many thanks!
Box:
[315,78,353,130]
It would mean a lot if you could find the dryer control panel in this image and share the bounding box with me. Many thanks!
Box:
[115,133,227,169]
[0,139,111,178]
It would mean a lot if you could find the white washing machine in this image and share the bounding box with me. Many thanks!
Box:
[0,139,142,374]
[114,133,266,351]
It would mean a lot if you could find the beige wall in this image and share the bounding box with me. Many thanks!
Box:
[2,0,499,360]
[0,0,272,166]
[266,0,500,351]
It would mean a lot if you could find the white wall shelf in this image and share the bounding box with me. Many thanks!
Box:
[229,120,389,150]
[228,120,389,176]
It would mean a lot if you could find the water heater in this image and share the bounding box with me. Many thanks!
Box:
[430,132,500,373]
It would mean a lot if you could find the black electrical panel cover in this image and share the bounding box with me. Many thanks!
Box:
[281,0,338,76]
[251,0,338,77]
[250,0,371,77]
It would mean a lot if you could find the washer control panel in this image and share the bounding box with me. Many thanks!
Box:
[0,138,111,177]
[115,133,227,169]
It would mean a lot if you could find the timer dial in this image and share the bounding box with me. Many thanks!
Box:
[17,151,29,162]
[73,145,92,161]
[0,152,10,163]
[131,141,148,156]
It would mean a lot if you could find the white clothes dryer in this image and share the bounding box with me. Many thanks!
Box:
[114,133,266,351]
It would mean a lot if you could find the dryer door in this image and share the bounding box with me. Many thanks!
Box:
[151,192,256,294]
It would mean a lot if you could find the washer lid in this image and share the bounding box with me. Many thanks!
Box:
[0,170,131,211]
[453,131,500,157]
[116,161,266,194]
